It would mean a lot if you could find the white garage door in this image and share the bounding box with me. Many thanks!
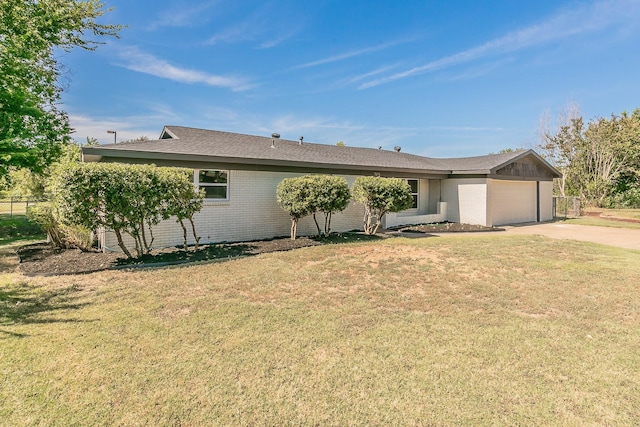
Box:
[488,180,537,226]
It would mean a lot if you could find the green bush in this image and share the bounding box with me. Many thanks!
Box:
[604,186,640,208]
[276,176,315,240]
[27,202,94,250]
[277,175,351,240]
[308,175,350,237]
[27,202,64,247]
[51,163,204,258]
[351,176,413,234]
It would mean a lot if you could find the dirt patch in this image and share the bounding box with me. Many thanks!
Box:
[592,213,640,224]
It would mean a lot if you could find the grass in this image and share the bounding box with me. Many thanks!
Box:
[583,207,640,220]
[0,214,45,245]
[564,216,640,229]
[0,201,30,215]
[563,207,640,229]
[2,235,640,425]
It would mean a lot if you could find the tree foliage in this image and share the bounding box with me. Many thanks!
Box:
[276,176,315,240]
[351,176,413,234]
[0,0,122,177]
[28,201,93,251]
[308,175,350,237]
[162,169,205,250]
[1,141,81,198]
[539,107,640,207]
[51,163,204,258]
[276,175,351,240]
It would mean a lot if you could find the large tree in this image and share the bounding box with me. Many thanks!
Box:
[0,0,122,177]
[538,107,640,207]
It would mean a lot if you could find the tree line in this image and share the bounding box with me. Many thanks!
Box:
[539,107,640,207]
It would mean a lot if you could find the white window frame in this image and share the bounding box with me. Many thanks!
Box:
[407,179,419,209]
[194,169,229,201]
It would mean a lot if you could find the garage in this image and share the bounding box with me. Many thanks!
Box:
[487,179,537,226]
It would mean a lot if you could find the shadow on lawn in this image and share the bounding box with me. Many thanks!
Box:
[115,243,256,267]
[0,283,89,337]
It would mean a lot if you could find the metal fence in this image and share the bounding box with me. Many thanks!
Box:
[553,196,581,219]
[0,197,46,217]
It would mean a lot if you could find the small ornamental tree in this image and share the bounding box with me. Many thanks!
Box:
[351,176,413,234]
[276,176,314,240]
[308,175,350,237]
[161,168,205,250]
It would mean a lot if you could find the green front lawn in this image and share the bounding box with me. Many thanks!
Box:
[1,235,639,425]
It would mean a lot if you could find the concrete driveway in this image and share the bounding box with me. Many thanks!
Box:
[416,222,640,251]
[502,222,640,251]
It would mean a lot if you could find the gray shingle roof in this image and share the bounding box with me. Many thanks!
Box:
[82,125,560,177]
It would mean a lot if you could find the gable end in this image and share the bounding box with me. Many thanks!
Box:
[494,159,554,180]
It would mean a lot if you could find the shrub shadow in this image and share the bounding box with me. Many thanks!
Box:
[0,283,89,337]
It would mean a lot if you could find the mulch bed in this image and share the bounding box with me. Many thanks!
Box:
[13,233,386,276]
[11,223,499,276]
[391,222,503,233]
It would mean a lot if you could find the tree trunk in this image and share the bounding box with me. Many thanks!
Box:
[188,216,200,250]
[324,211,332,236]
[290,218,298,240]
[113,228,133,258]
[312,212,322,237]
[179,219,188,250]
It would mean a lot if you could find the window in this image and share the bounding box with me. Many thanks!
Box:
[195,170,228,200]
[407,179,418,209]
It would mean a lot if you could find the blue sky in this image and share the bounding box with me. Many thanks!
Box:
[62,0,640,157]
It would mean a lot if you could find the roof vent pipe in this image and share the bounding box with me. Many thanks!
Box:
[299,136,303,145]
[271,133,280,139]
[394,146,401,152]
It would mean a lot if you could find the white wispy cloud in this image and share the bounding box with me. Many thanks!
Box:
[115,47,252,91]
[442,58,516,82]
[206,6,303,48]
[68,114,162,145]
[343,63,402,85]
[359,0,640,89]
[148,1,219,30]
[293,40,407,70]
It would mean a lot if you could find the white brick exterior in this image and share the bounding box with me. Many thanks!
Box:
[100,170,365,251]
[441,178,489,226]
[97,168,557,252]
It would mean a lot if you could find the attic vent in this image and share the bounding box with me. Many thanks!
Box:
[394,146,401,152]
[299,136,303,145]
[271,133,280,139]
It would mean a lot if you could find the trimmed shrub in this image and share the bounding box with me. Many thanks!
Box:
[51,163,204,258]
[351,176,413,234]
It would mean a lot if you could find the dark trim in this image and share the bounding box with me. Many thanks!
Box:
[93,156,450,179]
[446,174,488,179]
[536,181,541,222]
[488,173,555,182]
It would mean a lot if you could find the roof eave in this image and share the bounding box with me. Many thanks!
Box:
[81,147,448,175]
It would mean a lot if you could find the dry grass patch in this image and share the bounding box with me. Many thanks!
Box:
[1,235,640,425]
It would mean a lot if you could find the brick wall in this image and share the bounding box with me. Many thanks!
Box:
[101,170,364,251]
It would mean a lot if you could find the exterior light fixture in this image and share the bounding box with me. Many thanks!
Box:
[107,130,117,144]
